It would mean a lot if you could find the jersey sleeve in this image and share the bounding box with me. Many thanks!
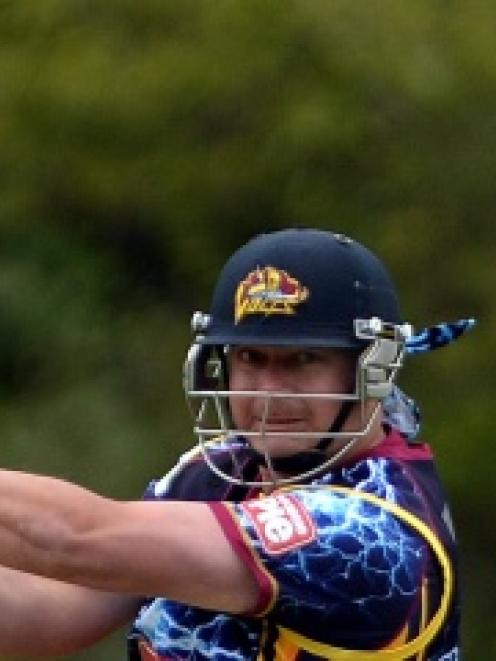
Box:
[209,487,429,650]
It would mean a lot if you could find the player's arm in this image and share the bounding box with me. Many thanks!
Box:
[0,565,139,656]
[0,470,261,614]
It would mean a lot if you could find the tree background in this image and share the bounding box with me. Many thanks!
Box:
[1,1,494,658]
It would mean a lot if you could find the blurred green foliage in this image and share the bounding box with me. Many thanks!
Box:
[1,1,495,658]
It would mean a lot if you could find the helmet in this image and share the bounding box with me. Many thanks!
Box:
[184,228,413,485]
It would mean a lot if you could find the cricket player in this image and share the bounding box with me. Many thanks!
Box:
[0,229,471,659]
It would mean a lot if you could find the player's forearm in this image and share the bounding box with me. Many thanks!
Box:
[0,470,259,614]
[0,566,74,656]
[0,565,138,656]
[0,469,116,582]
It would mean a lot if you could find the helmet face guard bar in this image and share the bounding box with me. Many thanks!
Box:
[183,317,412,486]
[194,402,384,488]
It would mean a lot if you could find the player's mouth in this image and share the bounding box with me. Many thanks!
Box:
[253,416,305,429]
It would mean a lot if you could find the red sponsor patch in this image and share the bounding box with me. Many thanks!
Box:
[242,493,317,555]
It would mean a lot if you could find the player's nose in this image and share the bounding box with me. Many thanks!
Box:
[255,363,293,393]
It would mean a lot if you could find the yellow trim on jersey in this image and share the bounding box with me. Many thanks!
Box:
[384,623,409,649]
[274,485,453,659]
[257,620,269,661]
[415,577,429,661]
[275,632,300,660]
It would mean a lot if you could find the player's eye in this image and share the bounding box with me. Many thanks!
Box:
[293,350,320,366]
[237,348,266,368]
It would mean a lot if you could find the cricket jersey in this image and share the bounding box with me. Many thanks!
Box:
[127,429,459,660]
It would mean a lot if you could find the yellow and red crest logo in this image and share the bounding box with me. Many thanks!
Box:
[235,266,309,323]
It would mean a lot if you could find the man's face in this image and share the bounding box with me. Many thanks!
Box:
[227,345,356,457]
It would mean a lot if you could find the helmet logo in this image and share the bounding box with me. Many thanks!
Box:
[235,266,309,323]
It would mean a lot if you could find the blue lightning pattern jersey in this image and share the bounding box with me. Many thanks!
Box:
[128,430,459,660]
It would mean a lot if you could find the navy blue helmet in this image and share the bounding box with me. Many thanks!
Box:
[197,228,402,349]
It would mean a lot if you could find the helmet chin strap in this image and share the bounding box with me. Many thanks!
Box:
[316,399,355,451]
[255,399,355,476]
